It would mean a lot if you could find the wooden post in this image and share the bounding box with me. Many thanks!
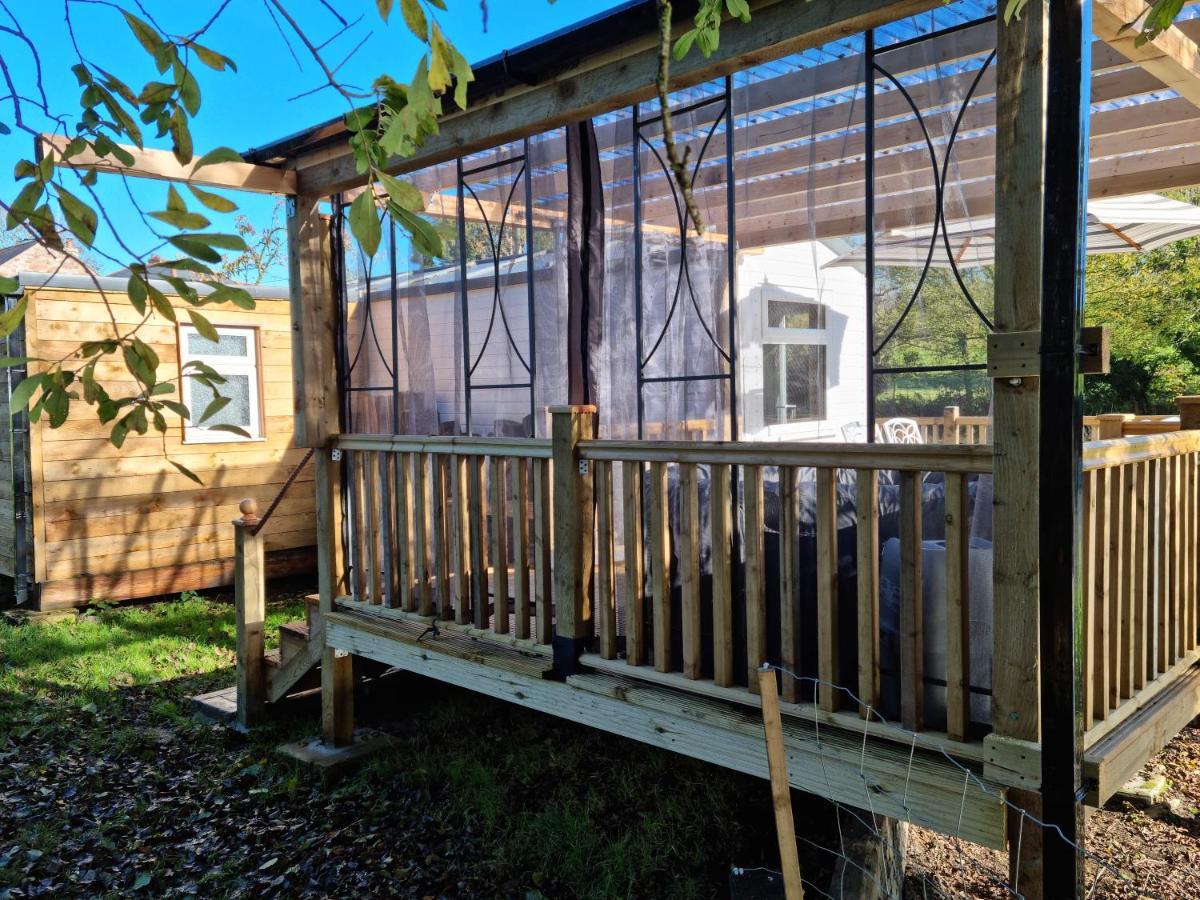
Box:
[1097,413,1133,440]
[993,4,1048,894]
[942,405,961,445]
[317,450,354,746]
[757,666,804,900]
[234,498,266,727]
[1175,396,1200,431]
[551,405,596,675]
[287,196,339,449]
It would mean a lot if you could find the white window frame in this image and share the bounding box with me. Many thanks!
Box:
[759,287,829,426]
[178,324,263,444]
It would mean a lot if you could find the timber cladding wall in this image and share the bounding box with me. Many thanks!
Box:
[21,283,315,609]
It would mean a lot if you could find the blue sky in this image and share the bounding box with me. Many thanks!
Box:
[0,0,620,281]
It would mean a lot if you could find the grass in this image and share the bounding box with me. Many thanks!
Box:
[0,583,784,898]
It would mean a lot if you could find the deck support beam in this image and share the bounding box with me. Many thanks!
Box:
[551,405,597,676]
[993,5,1051,896]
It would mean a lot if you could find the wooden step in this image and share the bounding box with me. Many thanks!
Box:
[279,620,309,666]
[304,593,321,632]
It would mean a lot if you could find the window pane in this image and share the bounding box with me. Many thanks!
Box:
[187,332,249,357]
[767,299,825,330]
[764,344,825,424]
[191,374,252,428]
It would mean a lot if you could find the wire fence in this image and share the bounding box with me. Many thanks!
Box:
[743,664,1200,899]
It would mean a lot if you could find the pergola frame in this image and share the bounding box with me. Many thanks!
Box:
[44,1,1200,896]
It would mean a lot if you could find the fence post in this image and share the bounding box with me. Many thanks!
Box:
[234,498,266,727]
[1175,396,1200,430]
[1098,413,1133,440]
[317,448,354,747]
[550,404,597,676]
[942,405,961,445]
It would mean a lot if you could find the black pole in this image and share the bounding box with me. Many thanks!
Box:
[1039,0,1090,895]
[864,29,876,443]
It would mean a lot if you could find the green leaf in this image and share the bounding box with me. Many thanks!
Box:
[170,107,193,165]
[349,191,382,257]
[187,184,237,213]
[173,59,202,116]
[167,235,221,264]
[0,295,27,339]
[376,0,394,21]
[0,356,33,368]
[0,275,18,294]
[147,282,177,322]
[192,147,243,171]
[204,284,255,310]
[200,394,229,422]
[380,173,424,212]
[400,0,427,37]
[188,309,218,342]
[673,29,698,61]
[160,399,190,419]
[166,184,187,212]
[190,41,237,73]
[150,209,211,230]
[127,274,148,315]
[150,381,175,396]
[10,372,47,412]
[122,12,163,57]
[54,186,98,247]
[392,206,442,259]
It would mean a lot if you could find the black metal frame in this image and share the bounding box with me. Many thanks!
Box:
[456,139,539,438]
[1039,0,1090,893]
[865,18,998,434]
[631,81,738,441]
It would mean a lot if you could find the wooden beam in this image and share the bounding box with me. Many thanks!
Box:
[37,134,296,195]
[287,197,339,449]
[297,0,941,195]
[1093,0,1200,110]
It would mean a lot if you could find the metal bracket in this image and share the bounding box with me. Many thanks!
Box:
[988,326,1110,379]
[987,330,1041,379]
[1079,325,1111,375]
[330,448,343,462]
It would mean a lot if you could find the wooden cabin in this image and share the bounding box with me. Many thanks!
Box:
[0,272,315,608]
[50,0,1200,895]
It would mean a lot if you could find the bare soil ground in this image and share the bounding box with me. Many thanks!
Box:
[904,722,1200,898]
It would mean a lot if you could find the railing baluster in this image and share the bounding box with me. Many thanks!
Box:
[451,454,470,625]
[1082,469,1095,729]
[899,470,923,733]
[944,471,971,741]
[1148,459,1162,680]
[414,453,433,616]
[433,456,452,620]
[1170,455,1181,663]
[649,460,671,673]
[363,450,381,604]
[855,468,880,719]
[711,463,734,687]
[1093,468,1111,722]
[533,457,553,645]
[745,465,767,693]
[350,451,367,603]
[380,450,396,608]
[623,460,646,667]
[491,455,509,634]
[779,466,800,702]
[395,451,414,611]
[596,459,617,659]
[1120,461,1138,699]
[512,457,531,641]
[679,463,702,680]
[1131,461,1148,692]
[470,455,489,630]
[1107,464,1125,708]
[816,467,840,713]
[1187,452,1197,653]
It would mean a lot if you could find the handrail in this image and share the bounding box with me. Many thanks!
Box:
[334,432,552,458]
[577,438,994,473]
[1083,430,1200,470]
[249,446,316,536]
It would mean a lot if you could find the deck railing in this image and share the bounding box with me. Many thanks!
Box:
[1082,430,1200,742]
[335,435,555,647]
[578,437,994,742]
[319,400,1200,751]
